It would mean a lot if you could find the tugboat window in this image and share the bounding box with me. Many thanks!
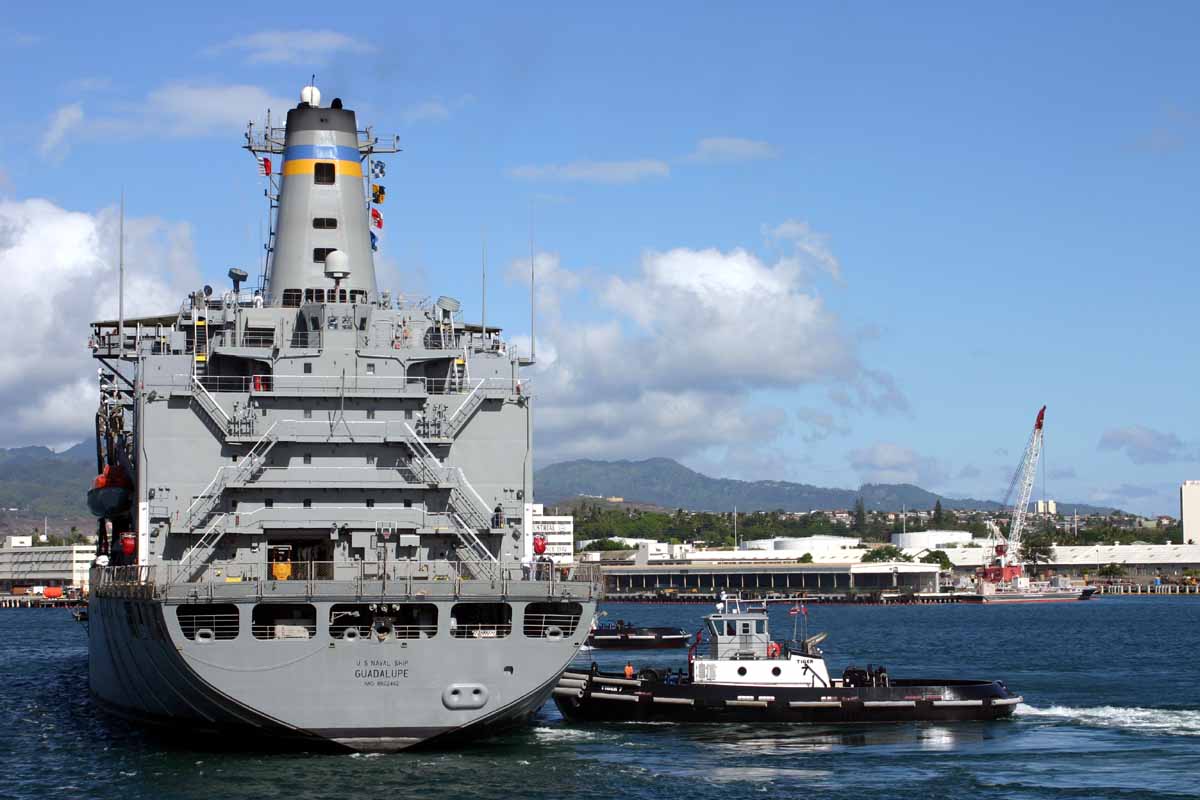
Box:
[313,248,335,263]
[312,217,338,229]
[281,289,302,308]
[314,162,335,184]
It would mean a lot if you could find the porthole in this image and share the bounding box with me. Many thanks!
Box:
[737,666,747,676]
[772,666,782,676]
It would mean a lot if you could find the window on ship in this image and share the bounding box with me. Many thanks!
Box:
[450,603,512,639]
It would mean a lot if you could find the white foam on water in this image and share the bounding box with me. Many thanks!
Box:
[531,726,603,742]
[1017,703,1200,736]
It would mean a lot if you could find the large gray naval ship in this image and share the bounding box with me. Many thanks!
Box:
[84,84,596,751]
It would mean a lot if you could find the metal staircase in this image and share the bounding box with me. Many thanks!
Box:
[445,379,486,437]
[175,513,229,581]
[399,422,499,579]
[189,375,231,437]
[179,423,279,532]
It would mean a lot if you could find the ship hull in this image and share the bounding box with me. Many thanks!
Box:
[553,671,1020,724]
[89,593,595,751]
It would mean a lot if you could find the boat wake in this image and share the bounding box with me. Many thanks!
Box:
[1017,703,1200,736]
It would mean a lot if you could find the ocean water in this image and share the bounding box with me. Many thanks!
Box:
[2,598,1198,800]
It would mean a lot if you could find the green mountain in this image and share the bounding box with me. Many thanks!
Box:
[0,442,95,518]
[534,457,1116,515]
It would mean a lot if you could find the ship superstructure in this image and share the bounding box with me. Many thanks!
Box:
[84,85,596,751]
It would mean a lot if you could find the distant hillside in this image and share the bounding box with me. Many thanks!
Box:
[0,442,94,520]
[534,458,1116,515]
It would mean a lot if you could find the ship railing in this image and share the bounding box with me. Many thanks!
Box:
[251,622,318,640]
[185,374,526,398]
[145,559,595,600]
[449,622,513,639]
[96,564,156,588]
[178,612,240,640]
[330,623,438,640]
[522,612,584,638]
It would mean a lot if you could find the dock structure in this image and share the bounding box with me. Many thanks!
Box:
[1096,582,1200,595]
[600,561,939,601]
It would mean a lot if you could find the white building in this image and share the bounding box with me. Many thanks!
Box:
[891,530,975,551]
[1181,481,1200,544]
[0,545,94,592]
[2,535,32,548]
[741,535,864,561]
[1035,500,1058,515]
[523,503,575,564]
[942,541,1200,581]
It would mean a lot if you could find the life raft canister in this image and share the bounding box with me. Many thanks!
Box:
[119,532,136,557]
[532,534,547,555]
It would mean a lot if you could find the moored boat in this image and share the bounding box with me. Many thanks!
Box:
[586,619,689,649]
[554,597,1021,724]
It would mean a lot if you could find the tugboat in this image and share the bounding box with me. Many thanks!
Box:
[554,597,1020,723]
[586,618,689,650]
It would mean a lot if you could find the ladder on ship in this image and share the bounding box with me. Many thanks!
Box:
[398,422,499,580]
[179,423,279,533]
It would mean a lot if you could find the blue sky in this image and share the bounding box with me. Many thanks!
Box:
[1,2,1197,515]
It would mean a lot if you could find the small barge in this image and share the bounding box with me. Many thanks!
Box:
[555,598,1021,724]
[586,619,689,650]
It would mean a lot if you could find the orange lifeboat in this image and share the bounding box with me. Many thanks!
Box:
[87,464,132,517]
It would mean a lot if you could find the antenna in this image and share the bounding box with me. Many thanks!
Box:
[481,229,487,348]
[529,202,536,363]
[118,190,125,357]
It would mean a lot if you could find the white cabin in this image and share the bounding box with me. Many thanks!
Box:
[691,605,831,688]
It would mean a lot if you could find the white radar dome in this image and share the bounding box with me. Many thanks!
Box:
[300,85,322,107]
[324,250,351,278]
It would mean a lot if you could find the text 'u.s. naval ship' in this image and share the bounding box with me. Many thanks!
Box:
[84,85,597,751]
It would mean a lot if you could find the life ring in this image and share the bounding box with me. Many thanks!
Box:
[767,641,782,658]
[342,627,360,641]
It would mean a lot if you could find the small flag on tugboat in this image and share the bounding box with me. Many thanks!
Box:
[371,161,386,179]
[257,156,272,176]
[370,207,384,230]
[370,231,378,251]
[371,184,386,204]
[789,603,807,616]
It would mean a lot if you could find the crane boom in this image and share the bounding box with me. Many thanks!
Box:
[982,406,1045,583]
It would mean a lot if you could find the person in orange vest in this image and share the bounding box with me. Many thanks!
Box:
[624,662,635,680]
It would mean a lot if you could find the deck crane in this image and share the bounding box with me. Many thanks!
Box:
[981,406,1046,584]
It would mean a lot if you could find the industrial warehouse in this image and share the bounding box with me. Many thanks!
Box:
[580,532,1200,600]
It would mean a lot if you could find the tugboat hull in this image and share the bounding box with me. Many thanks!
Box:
[586,627,690,650]
[553,672,1020,724]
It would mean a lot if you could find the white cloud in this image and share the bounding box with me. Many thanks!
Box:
[208,30,373,64]
[398,94,474,125]
[508,159,670,184]
[765,219,842,279]
[507,225,904,466]
[0,198,200,446]
[401,100,450,124]
[848,443,947,487]
[1098,425,1195,465]
[143,83,293,136]
[689,136,777,163]
[65,76,112,92]
[40,103,84,158]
